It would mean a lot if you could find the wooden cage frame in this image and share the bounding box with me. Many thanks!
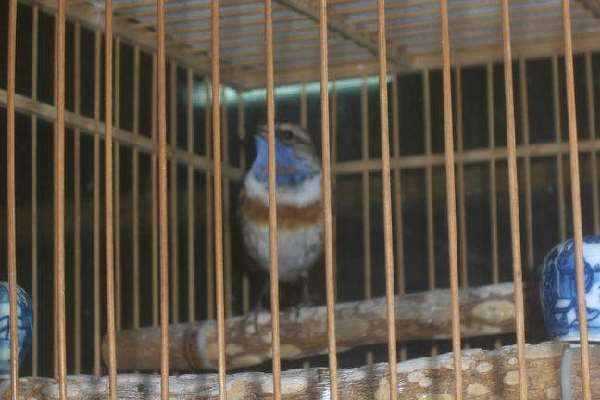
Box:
[3,0,600,399]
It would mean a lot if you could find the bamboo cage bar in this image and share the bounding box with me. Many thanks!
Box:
[318,0,339,397]
[585,51,599,234]
[54,0,68,396]
[239,96,250,316]
[114,39,122,332]
[552,56,567,242]
[455,67,469,288]
[73,21,83,374]
[157,0,171,397]
[151,53,159,328]
[31,2,40,379]
[132,45,141,330]
[222,103,232,317]
[331,82,338,301]
[104,1,118,398]
[205,81,215,322]
[376,0,398,397]
[93,30,102,377]
[391,74,408,362]
[105,282,523,371]
[500,0,528,397]
[487,63,500,287]
[187,68,195,323]
[562,0,592,398]
[210,0,227,398]
[360,78,373,365]
[438,0,463,397]
[7,0,19,394]
[265,0,283,397]
[518,59,535,270]
[169,61,179,324]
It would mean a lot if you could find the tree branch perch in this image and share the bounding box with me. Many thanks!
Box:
[103,282,539,371]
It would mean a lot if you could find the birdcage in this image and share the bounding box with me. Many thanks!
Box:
[1,0,600,398]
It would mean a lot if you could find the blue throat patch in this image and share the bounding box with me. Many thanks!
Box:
[250,135,318,187]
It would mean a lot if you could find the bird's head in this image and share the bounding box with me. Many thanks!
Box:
[250,123,320,187]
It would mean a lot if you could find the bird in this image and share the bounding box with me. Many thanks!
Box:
[0,282,33,376]
[239,122,323,313]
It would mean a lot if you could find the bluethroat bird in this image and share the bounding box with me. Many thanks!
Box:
[239,123,323,313]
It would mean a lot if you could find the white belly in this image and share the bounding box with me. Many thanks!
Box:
[242,218,323,282]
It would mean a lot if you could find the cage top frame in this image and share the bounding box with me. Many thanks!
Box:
[26,0,600,89]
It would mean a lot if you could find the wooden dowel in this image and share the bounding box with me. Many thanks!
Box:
[132,45,141,330]
[104,1,118,398]
[562,0,592,397]
[439,0,463,397]
[455,67,469,288]
[211,0,227,398]
[500,0,529,397]
[518,59,535,270]
[93,30,102,377]
[54,0,68,396]
[552,57,567,241]
[360,79,373,365]
[264,0,282,397]
[156,0,171,397]
[73,21,82,375]
[105,282,525,371]
[7,0,19,394]
[151,54,159,328]
[318,0,339,397]
[170,62,180,324]
[31,3,40,379]
[114,39,122,332]
[187,69,195,322]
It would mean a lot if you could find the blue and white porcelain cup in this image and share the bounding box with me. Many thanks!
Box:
[540,235,600,342]
[0,282,32,377]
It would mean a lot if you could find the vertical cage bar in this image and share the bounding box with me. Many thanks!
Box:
[104,1,118,398]
[206,82,215,321]
[500,0,529,398]
[239,97,250,315]
[170,62,179,324]
[54,0,68,395]
[438,0,462,397]
[487,64,499,286]
[132,45,141,329]
[187,68,195,322]
[518,59,534,269]
[73,21,82,374]
[152,54,160,327]
[562,0,592,397]
[391,74,407,361]
[360,79,373,364]
[376,1,398,398]
[455,68,468,288]
[423,70,436,290]
[114,39,122,331]
[93,30,102,376]
[318,0,339,397]
[585,52,599,234]
[552,57,567,241]
[331,82,338,298]
[222,103,232,317]
[6,0,20,395]
[31,4,39,377]
[265,0,283,396]
[211,0,227,397]
[157,0,171,396]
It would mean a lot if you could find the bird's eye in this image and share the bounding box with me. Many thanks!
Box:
[281,130,294,141]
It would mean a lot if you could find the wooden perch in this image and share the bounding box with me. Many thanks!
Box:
[104,282,535,371]
[7,341,600,399]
